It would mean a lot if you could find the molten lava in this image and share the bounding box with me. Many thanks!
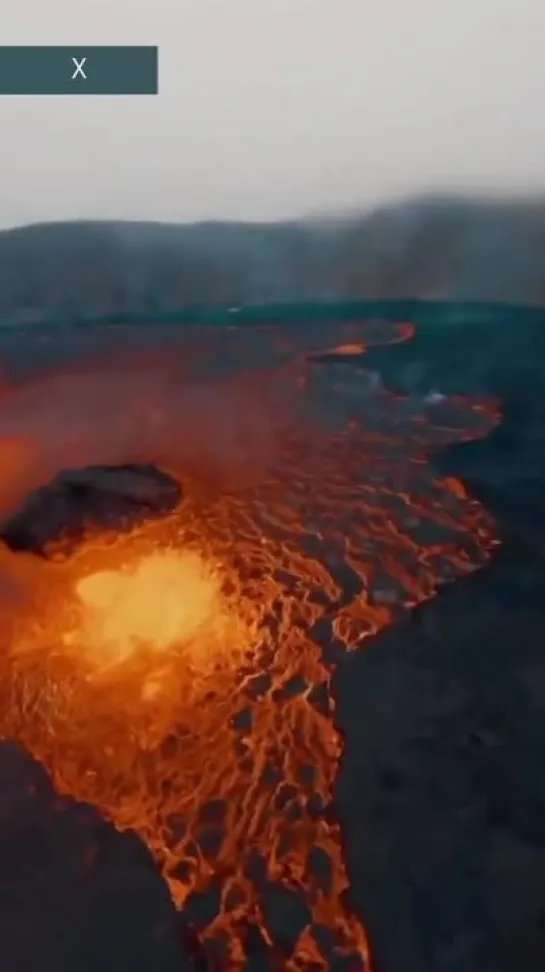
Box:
[0,319,500,970]
[73,552,224,669]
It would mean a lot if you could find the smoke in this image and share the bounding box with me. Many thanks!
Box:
[0,349,285,522]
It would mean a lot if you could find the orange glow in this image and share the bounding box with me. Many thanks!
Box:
[334,343,364,354]
[0,319,501,970]
[73,551,225,669]
[313,342,366,356]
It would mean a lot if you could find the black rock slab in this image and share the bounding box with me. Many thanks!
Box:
[0,463,182,557]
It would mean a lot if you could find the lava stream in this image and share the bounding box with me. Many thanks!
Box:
[0,319,500,970]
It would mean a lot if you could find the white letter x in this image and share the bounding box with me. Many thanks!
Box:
[71,57,87,80]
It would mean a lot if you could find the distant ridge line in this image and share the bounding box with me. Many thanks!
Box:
[2,298,545,332]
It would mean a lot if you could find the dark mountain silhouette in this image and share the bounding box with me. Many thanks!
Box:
[2,193,545,322]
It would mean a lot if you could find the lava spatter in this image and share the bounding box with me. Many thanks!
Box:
[0,319,500,970]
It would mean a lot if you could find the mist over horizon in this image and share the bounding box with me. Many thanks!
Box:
[1,0,545,226]
[2,191,545,318]
[2,1,545,310]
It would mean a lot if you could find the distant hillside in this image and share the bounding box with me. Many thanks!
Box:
[1,194,545,322]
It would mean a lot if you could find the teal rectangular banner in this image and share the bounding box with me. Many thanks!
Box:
[0,46,158,95]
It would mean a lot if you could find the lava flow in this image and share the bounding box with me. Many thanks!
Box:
[0,319,500,970]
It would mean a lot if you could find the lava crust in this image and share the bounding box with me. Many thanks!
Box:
[0,463,182,557]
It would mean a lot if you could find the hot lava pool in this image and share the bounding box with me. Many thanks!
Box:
[0,318,500,970]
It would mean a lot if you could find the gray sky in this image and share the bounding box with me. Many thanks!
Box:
[1,0,545,228]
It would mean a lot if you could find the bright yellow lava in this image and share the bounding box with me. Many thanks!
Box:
[73,551,223,668]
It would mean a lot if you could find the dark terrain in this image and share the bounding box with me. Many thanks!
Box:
[336,311,545,972]
[0,197,544,971]
[3,193,545,322]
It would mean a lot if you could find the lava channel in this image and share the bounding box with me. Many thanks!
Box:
[0,318,500,970]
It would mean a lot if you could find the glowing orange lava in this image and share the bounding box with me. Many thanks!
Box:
[0,320,500,970]
[72,552,226,669]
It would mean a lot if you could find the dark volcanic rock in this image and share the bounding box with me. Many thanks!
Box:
[0,741,195,972]
[0,463,182,557]
[334,310,545,972]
